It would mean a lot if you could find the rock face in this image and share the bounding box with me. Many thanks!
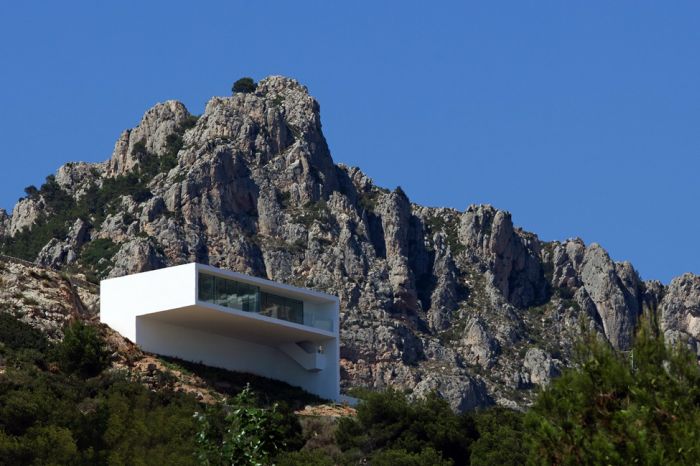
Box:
[523,348,560,386]
[660,274,700,357]
[37,219,90,267]
[0,209,9,237]
[9,196,44,236]
[579,244,642,350]
[1,75,698,410]
[106,100,191,177]
[0,257,98,339]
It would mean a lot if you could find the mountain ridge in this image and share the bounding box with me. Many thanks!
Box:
[1,75,698,411]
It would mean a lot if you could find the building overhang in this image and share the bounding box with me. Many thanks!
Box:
[138,302,336,346]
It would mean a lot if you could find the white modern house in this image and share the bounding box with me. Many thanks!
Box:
[100,263,340,401]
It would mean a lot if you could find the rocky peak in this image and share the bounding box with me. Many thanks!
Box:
[459,204,546,308]
[9,196,45,237]
[55,162,104,198]
[106,100,191,177]
[580,244,642,350]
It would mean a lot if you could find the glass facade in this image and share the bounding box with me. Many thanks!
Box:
[198,272,317,329]
[260,291,304,324]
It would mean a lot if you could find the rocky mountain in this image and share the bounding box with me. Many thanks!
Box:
[1,76,698,411]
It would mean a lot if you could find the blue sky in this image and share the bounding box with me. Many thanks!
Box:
[1,1,698,283]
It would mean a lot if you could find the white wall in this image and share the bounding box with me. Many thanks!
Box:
[100,264,197,341]
[136,317,339,401]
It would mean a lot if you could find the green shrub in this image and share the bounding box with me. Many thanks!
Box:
[232,77,257,94]
[231,77,258,94]
[55,321,110,378]
[371,447,452,466]
[195,385,303,465]
[470,407,526,466]
[23,185,38,198]
[0,312,49,352]
[336,389,477,464]
[524,319,700,465]
[80,238,119,279]
[274,449,335,466]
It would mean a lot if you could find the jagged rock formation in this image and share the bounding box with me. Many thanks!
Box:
[1,76,698,410]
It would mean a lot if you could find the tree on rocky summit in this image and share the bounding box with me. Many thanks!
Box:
[232,77,257,94]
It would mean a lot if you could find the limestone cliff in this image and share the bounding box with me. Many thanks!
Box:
[1,76,697,410]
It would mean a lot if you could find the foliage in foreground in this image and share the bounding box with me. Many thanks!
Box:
[0,316,200,465]
[2,308,699,465]
[335,389,478,465]
[195,385,303,466]
[525,319,700,465]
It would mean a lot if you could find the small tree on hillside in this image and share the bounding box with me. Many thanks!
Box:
[55,321,110,378]
[232,77,257,94]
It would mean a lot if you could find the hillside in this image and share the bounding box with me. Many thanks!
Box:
[1,76,699,411]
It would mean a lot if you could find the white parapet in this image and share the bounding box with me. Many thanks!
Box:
[100,263,340,401]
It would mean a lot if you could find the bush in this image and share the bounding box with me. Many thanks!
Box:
[524,318,700,464]
[23,185,38,198]
[371,447,452,466]
[195,385,303,465]
[0,312,49,352]
[80,238,119,279]
[470,407,526,466]
[274,449,335,466]
[336,389,477,464]
[232,77,257,94]
[55,321,110,378]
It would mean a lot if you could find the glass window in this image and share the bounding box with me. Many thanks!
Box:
[198,272,312,329]
[198,273,215,303]
[260,292,304,325]
[198,272,260,313]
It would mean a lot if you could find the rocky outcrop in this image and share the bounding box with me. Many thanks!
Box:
[462,318,500,369]
[412,373,491,412]
[55,162,103,198]
[36,218,90,267]
[9,196,44,236]
[0,209,9,237]
[459,205,546,308]
[426,233,459,331]
[580,244,641,350]
[108,237,167,278]
[522,348,560,386]
[376,190,419,314]
[106,100,191,177]
[0,257,98,339]
[2,75,698,411]
[660,274,700,357]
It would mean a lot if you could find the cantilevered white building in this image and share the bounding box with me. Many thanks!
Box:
[100,263,340,401]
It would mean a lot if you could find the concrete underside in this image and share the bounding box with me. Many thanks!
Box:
[140,304,334,345]
[134,305,337,400]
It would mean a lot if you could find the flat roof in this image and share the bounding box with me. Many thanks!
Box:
[196,263,338,304]
[101,262,339,304]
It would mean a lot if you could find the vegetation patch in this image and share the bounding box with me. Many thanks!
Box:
[424,212,466,255]
[78,238,119,280]
[292,200,330,228]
